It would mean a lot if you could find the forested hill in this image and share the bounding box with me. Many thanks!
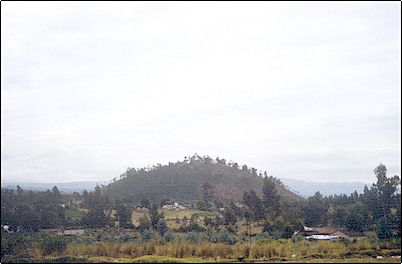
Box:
[104,154,303,203]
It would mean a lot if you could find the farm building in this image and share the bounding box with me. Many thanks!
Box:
[63,229,85,236]
[162,202,185,210]
[305,235,339,240]
[329,230,350,239]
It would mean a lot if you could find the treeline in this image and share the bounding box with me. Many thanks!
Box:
[1,186,64,230]
[1,163,400,242]
[302,164,400,239]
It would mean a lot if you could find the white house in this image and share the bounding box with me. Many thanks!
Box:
[162,202,185,210]
[63,229,85,236]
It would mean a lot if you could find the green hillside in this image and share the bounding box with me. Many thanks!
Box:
[104,154,303,203]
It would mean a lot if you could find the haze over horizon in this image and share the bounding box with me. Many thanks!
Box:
[1,2,401,184]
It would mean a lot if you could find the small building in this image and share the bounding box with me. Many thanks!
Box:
[234,202,246,208]
[2,224,19,233]
[135,206,148,211]
[303,226,365,241]
[2,225,13,233]
[303,226,316,232]
[162,204,175,210]
[306,235,339,240]
[314,227,337,235]
[162,202,185,211]
[63,229,85,236]
[330,230,350,239]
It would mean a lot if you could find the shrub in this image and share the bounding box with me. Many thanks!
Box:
[164,231,175,243]
[39,235,67,256]
[211,228,237,245]
[140,230,157,242]
[1,233,30,257]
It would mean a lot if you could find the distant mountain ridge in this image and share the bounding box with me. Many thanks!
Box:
[281,178,369,198]
[2,180,106,193]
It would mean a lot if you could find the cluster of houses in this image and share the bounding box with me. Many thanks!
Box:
[162,202,186,211]
[1,224,20,233]
[299,226,365,240]
[2,223,87,237]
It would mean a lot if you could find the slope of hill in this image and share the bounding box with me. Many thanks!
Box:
[104,154,303,203]
[281,178,369,198]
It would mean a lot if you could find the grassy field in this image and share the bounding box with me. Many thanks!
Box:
[131,209,215,227]
[2,234,400,263]
[162,209,215,220]
[131,208,262,233]
[65,208,86,221]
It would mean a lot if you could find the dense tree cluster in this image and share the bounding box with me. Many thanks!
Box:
[302,164,400,239]
[1,186,64,230]
[104,154,300,204]
[82,186,112,228]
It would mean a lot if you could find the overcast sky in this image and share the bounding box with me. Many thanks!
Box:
[1,2,401,184]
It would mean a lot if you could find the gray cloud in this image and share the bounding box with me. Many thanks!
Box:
[1,2,400,183]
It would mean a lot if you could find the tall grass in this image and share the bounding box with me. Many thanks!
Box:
[63,239,394,261]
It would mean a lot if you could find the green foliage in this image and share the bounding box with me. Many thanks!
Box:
[39,235,67,256]
[243,190,265,221]
[211,228,238,244]
[262,216,294,239]
[138,215,151,232]
[164,231,175,242]
[377,216,394,240]
[115,201,132,228]
[304,191,328,226]
[262,175,281,217]
[82,186,112,228]
[1,186,65,230]
[223,206,237,226]
[140,229,158,242]
[1,232,30,257]
[213,213,223,230]
[157,219,168,237]
[201,182,214,203]
[185,232,206,243]
[104,154,300,203]
[203,216,213,228]
[149,204,160,229]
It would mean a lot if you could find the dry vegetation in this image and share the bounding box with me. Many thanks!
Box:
[62,239,400,262]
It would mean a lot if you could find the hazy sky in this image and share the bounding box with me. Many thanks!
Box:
[1,2,401,183]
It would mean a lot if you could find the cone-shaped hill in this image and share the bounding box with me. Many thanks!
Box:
[104,154,303,203]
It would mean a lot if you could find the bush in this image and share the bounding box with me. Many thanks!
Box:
[1,233,30,257]
[377,216,394,240]
[211,228,237,245]
[39,235,67,256]
[125,223,135,229]
[185,232,206,243]
[140,230,157,242]
[138,215,152,232]
[164,231,175,243]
